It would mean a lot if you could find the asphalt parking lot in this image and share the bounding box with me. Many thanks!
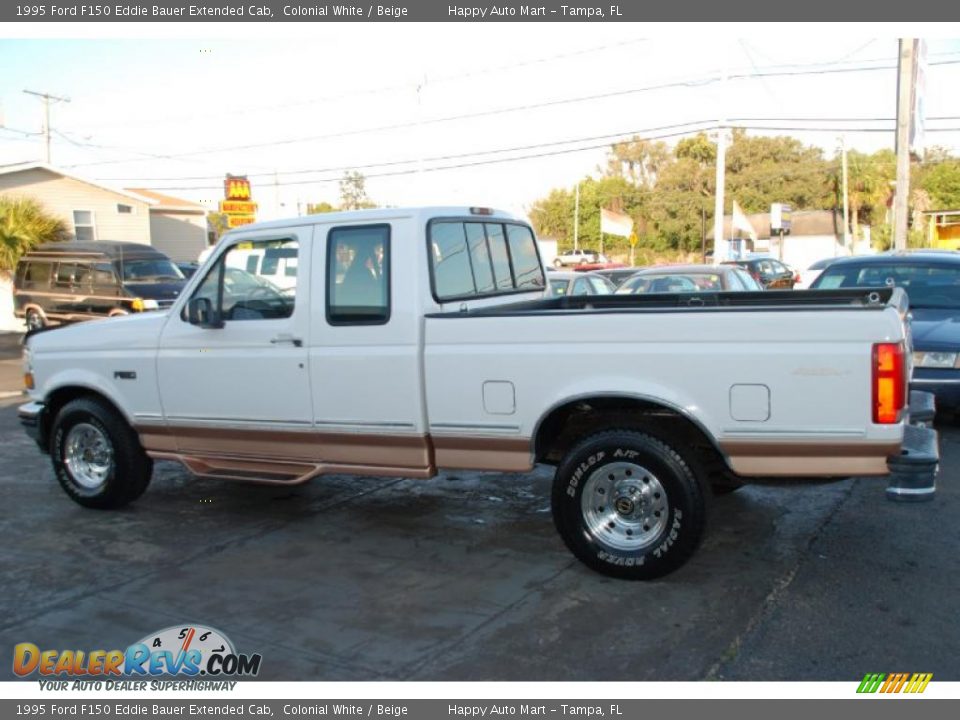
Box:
[1,332,958,682]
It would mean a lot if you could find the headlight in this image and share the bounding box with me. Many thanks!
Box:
[913,351,959,368]
[131,298,160,312]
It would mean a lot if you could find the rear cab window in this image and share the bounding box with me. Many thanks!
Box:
[326,224,390,325]
[428,219,545,303]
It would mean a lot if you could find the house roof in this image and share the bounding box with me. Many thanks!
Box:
[124,188,205,213]
[707,209,841,240]
[0,161,156,205]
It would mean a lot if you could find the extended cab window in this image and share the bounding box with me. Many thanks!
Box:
[327,224,390,325]
[429,220,545,302]
[190,238,297,322]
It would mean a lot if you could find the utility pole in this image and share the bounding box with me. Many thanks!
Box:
[841,135,851,249]
[893,39,917,251]
[712,45,729,265]
[713,130,727,264]
[701,206,707,263]
[23,89,70,163]
[573,182,580,251]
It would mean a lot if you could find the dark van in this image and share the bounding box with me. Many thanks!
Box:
[14,241,187,330]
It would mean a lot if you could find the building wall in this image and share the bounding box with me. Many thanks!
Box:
[0,276,24,332]
[769,234,846,270]
[537,238,558,267]
[149,211,208,262]
[0,168,151,244]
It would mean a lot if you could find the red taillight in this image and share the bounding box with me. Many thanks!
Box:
[872,342,906,424]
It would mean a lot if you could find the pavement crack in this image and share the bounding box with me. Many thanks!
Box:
[703,478,858,680]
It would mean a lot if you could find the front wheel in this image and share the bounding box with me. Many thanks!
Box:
[552,430,707,580]
[50,397,153,509]
[25,308,46,331]
[553,258,563,268]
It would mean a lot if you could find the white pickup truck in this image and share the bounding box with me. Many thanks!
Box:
[18,206,938,579]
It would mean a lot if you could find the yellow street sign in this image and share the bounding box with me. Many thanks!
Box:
[226,215,257,229]
[219,200,258,214]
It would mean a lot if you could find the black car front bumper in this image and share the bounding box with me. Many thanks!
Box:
[886,391,939,501]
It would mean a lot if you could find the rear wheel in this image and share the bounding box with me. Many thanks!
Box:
[552,430,707,580]
[50,397,153,509]
[553,258,563,268]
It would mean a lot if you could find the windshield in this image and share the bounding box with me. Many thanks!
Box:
[617,274,701,294]
[815,263,960,308]
[548,279,571,296]
[119,259,185,282]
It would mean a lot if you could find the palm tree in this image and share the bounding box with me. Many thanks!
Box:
[0,196,68,278]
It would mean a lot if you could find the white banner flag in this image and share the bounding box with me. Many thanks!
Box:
[731,200,758,242]
[600,208,634,238]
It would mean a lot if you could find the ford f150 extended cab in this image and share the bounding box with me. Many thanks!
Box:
[18,207,939,579]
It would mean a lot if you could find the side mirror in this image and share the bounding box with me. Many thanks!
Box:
[187,297,222,328]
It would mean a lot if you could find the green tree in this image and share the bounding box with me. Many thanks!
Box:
[528,175,646,254]
[605,137,671,188]
[834,149,895,241]
[339,171,377,210]
[725,130,832,212]
[918,156,960,210]
[0,196,68,277]
[306,201,337,214]
[206,212,229,243]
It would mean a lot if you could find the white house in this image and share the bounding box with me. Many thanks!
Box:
[708,209,872,270]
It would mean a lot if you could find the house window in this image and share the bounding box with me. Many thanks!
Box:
[117,204,133,214]
[73,210,96,242]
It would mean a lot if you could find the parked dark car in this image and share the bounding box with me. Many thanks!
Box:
[547,271,616,297]
[176,261,200,279]
[795,256,839,289]
[14,241,186,330]
[810,252,960,410]
[615,264,763,294]
[722,257,796,289]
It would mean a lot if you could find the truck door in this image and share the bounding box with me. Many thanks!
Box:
[156,229,314,457]
[308,220,432,475]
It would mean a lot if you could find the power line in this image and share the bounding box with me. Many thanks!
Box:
[63,57,960,171]
[99,115,960,187]
[23,89,69,163]
[81,38,653,134]
[131,123,960,193]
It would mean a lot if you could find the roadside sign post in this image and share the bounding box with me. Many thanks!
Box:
[219,174,258,229]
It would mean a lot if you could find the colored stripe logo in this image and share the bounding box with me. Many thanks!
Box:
[857,672,932,694]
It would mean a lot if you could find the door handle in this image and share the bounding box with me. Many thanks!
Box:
[270,334,303,347]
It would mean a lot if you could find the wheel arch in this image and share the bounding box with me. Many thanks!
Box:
[21,303,48,320]
[532,392,730,472]
[44,384,133,435]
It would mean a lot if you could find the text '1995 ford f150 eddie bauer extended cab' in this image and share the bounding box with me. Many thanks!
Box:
[18,207,939,579]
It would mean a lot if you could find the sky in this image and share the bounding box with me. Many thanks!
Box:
[2,25,960,220]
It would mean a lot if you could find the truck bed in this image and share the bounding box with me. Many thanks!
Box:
[430,287,901,317]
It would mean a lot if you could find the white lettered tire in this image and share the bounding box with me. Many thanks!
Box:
[551,430,707,580]
[50,397,153,509]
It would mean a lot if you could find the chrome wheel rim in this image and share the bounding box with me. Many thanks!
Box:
[64,423,113,489]
[26,311,43,330]
[580,461,669,551]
